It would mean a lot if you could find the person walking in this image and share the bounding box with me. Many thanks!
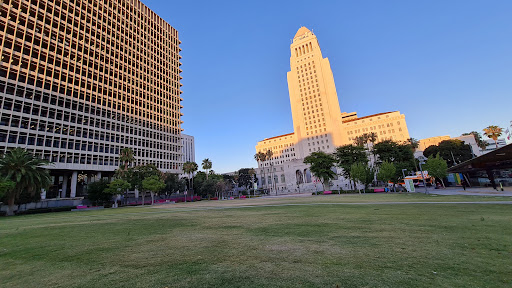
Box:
[461,179,467,191]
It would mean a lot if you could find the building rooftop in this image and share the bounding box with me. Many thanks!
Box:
[342,111,396,124]
[294,27,311,39]
[260,132,295,142]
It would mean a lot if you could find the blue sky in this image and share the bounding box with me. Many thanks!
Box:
[142,0,512,173]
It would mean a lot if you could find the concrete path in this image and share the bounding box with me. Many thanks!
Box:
[427,187,512,197]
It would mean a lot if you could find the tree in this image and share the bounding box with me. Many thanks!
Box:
[462,131,488,151]
[374,140,414,164]
[423,145,439,160]
[105,179,131,207]
[367,132,378,164]
[115,148,135,205]
[423,140,472,167]
[353,135,366,147]
[248,168,256,193]
[350,162,375,193]
[199,178,217,198]
[254,152,267,191]
[119,148,135,171]
[124,164,161,205]
[182,161,198,190]
[202,158,212,180]
[0,148,52,216]
[407,138,419,150]
[265,150,275,194]
[367,132,378,146]
[303,151,337,191]
[423,154,448,188]
[237,168,253,190]
[127,164,161,190]
[142,175,166,205]
[373,139,415,184]
[483,125,503,149]
[377,161,396,189]
[163,173,186,195]
[86,180,111,206]
[334,144,368,189]
[215,179,226,199]
[0,179,15,204]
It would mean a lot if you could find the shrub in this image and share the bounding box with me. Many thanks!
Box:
[86,180,111,206]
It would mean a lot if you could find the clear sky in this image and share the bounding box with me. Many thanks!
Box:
[141,0,512,173]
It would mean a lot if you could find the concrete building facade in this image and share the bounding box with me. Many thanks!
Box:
[341,111,410,145]
[0,0,183,198]
[181,133,195,164]
[416,135,506,158]
[255,27,411,194]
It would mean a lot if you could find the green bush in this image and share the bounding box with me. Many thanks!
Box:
[86,180,111,206]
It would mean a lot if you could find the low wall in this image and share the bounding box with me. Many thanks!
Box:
[0,198,85,214]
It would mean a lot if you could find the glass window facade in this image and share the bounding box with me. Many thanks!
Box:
[0,0,184,173]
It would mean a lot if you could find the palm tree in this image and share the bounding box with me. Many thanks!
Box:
[353,135,365,147]
[463,131,488,151]
[117,148,135,205]
[202,158,212,180]
[182,161,198,191]
[362,133,370,147]
[367,132,378,146]
[119,148,135,171]
[248,168,256,195]
[265,150,274,194]
[0,148,52,216]
[367,132,378,171]
[254,152,266,193]
[483,125,503,149]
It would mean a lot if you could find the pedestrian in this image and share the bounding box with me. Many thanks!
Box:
[461,179,466,191]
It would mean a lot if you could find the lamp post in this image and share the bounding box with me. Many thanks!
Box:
[401,169,407,179]
[417,156,428,194]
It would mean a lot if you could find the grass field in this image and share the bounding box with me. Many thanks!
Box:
[1,193,511,288]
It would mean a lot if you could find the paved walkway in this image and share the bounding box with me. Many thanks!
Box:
[427,186,512,197]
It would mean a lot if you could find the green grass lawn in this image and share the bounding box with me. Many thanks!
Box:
[1,194,511,288]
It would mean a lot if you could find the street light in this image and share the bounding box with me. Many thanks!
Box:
[417,156,428,194]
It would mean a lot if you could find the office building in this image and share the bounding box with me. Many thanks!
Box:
[0,0,183,198]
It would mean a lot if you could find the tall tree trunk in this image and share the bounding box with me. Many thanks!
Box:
[142,192,145,206]
[150,192,154,205]
[7,196,15,216]
[263,167,267,194]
